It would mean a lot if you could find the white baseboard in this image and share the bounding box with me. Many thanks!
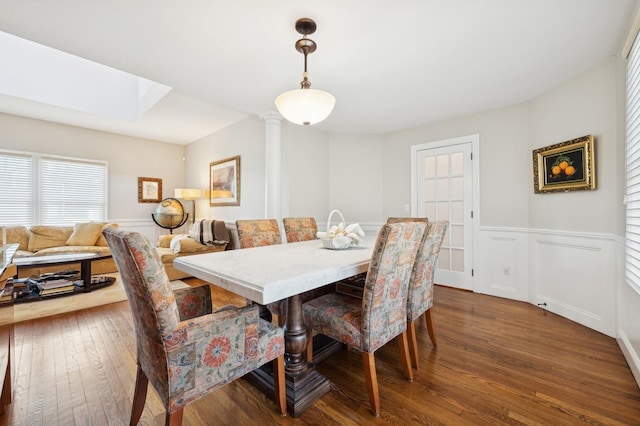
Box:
[617,329,640,390]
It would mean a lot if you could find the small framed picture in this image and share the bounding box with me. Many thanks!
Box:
[138,177,162,203]
[533,135,596,194]
[210,156,240,206]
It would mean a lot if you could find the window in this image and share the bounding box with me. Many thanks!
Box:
[626,31,640,295]
[0,150,107,226]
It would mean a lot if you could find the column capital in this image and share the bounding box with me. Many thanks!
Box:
[260,111,283,123]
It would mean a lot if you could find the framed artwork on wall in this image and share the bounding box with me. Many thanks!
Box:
[209,155,241,206]
[532,135,596,194]
[138,177,162,203]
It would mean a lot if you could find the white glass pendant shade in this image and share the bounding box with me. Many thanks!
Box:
[275,88,336,126]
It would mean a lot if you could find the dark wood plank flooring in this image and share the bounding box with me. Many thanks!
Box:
[1,283,638,425]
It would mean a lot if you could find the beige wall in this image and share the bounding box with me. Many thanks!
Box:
[185,116,265,223]
[528,56,620,234]
[328,133,383,223]
[379,103,530,227]
[0,112,185,222]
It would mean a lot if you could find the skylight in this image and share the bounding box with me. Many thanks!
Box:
[0,31,171,121]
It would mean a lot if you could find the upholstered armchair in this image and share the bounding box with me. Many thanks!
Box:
[302,222,426,416]
[102,228,286,425]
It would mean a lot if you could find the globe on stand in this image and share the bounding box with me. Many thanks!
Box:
[152,198,189,233]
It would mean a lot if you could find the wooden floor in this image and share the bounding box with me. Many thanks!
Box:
[1,282,639,425]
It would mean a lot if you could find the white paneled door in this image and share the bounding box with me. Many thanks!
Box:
[411,135,477,290]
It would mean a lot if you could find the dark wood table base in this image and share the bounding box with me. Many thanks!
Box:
[246,295,344,416]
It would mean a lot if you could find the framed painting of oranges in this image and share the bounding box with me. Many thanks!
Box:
[533,135,595,193]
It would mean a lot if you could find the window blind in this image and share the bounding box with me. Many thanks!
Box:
[0,151,106,227]
[0,152,33,225]
[626,31,640,295]
[40,157,106,225]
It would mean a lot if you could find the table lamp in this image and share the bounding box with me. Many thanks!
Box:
[174,188,202,225]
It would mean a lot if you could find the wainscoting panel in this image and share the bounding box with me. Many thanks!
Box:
[111,218,165,244]
[477,228,529,301]
[530,230,616,337]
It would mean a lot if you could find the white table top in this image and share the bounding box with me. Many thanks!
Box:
[174,236,375,304]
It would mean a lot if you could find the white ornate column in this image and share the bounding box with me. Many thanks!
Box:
[261,112,283,222]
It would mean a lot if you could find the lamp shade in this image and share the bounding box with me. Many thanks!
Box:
[174,188,202,200]
[275,88,336,126]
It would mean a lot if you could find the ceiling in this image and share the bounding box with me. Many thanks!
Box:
[0,0,636,145]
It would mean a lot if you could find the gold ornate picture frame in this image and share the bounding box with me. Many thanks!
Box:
[533,135,596,194]
[138,177,162,203]
[209,156,240,206]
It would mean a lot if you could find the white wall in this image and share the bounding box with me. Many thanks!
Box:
[0,112,186,241]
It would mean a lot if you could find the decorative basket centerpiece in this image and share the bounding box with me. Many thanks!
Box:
[316,210,365,250]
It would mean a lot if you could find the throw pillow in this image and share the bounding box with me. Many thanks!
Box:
[28,226,74,252]
[66,222,103,246]
[2,226,30,251]
[95,223,119,246]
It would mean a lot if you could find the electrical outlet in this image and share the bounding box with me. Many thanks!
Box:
[502,265,511,275]
[404,204,410,213]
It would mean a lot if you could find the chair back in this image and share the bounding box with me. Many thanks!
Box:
[388,219,449,321]
[283,217,318,242]
[361,222,426,352]
[102,227,179,403]
[236,219,282,248]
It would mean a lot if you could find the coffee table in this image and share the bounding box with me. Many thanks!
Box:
[13,252,112,292]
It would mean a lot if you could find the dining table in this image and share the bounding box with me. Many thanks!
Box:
[174,235,376,416]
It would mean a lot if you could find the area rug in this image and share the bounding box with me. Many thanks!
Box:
[10,273,190,324]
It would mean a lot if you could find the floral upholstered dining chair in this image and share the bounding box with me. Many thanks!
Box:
[388,217,448,368]
[283,217,318,242]
[102,228,286,425]
[236,219,282,248]
[302,222,426,417]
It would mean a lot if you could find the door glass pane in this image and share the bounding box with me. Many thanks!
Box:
[424,156,435,178]
[451,152,463,175]
[436,178,449,201]
[451,201,464,223]
[437,202,449,220]
[451,177,463,199]
[451,224,464,247]
[451,249,464,272]
[436,155,449,177]
[425,202,436,220]
[438,248,450,270]
[424,179,435,200]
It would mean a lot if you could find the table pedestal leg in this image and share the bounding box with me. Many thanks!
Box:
[244,294,331,417]
[80,259,92,292]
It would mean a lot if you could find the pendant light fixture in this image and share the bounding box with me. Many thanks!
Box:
[275,18,335,126]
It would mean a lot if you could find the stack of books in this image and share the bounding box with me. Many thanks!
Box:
[37,279,75,296]
[0,282,13,304]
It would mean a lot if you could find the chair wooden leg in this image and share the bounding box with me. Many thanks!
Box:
[277,315,286,328]
[273,354,287,416]
[362,352,380,417]
[406,320,420,369]
[397,331,414,382]
[130,363,149,426]
[425,309,437,347]
[166,407,183,426]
